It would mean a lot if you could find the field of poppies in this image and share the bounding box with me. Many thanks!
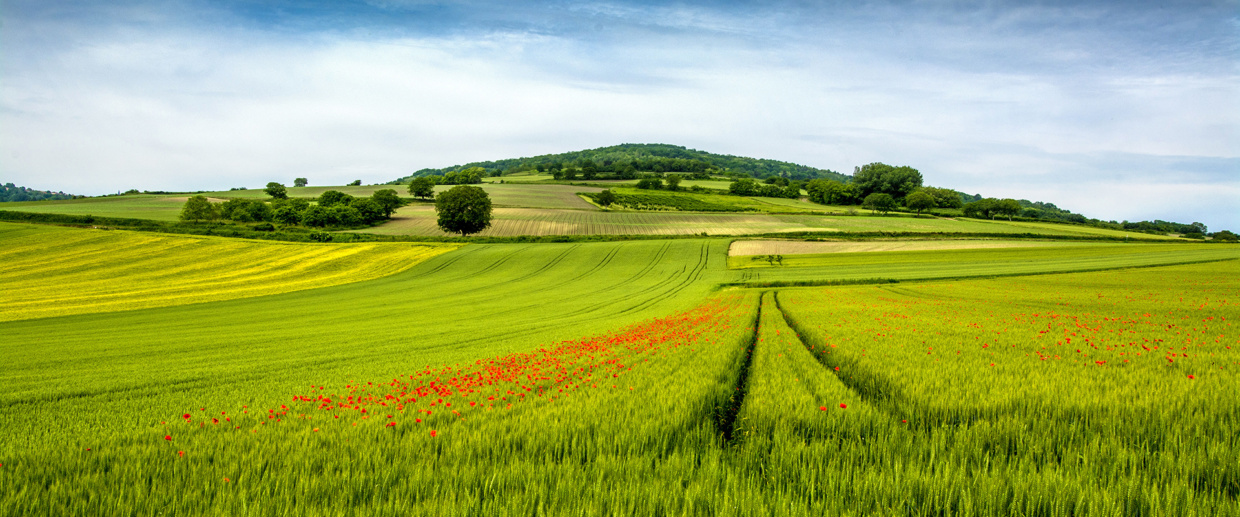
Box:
[0,222,1236,515]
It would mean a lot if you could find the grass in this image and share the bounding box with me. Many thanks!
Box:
[728,238,1107,256]
[0,195,203,221]
[725,243,1239,287]
[2,223,1236,515]
[753,262,1240,514]
[0,222,458,322]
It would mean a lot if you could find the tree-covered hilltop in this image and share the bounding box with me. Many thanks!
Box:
[1,183,78,202]
[389,143,850,183]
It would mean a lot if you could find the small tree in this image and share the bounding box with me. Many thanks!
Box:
[435,185,493,236]
[408,177,436,199]
[348,180,362,186]
[294,177,308,187]
[665,175,683,191]
[862,193,896,214]
[264,182,288,199]
[595,189,617,207]
[904,191,936,215]
[179,195,219,222]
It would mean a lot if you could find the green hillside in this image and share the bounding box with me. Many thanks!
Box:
[390,143,851,183]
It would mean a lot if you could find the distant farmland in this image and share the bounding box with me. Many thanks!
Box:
[365,205,1175,239]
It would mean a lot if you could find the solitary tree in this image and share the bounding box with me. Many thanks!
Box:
[408,177,435,199]
[862,193,896,214]
[665,175,683,191]
[264,182,288,199]
[435,185,493,236]
[348,180,362,186]
[294,177,308,187]
[179,195,220,222]
[904,191,936,215]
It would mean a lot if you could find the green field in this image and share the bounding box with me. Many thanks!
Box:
[2,219,1236,514]
[0,222,458,321]
[0,195,208,221]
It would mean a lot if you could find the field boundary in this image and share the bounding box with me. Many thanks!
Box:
[713,292,762,445]
[717,257,1239,289]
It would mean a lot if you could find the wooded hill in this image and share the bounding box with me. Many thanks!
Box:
[390,143,850,183]
[1,183,78,202]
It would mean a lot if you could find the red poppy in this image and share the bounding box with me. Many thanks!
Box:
[839,403,847,409]
[819,406,826,411]
[1187,375,1195,380]
[430,430,438,438]
[182,414,191,420]
[164,435,172,441]
[385,422,396,427]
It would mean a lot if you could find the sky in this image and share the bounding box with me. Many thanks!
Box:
[2,0,1237,230]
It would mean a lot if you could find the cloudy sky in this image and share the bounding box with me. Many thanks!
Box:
[3,0,1237,229]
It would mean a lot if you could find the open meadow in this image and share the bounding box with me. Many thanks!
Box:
[0,216,1237,515]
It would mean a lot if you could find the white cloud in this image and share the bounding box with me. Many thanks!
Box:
[1,2,1236,229]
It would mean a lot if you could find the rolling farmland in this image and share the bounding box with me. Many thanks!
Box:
[0,222,458,321]
[1,220,1236,515]
[368,204,1164,239]
[728,238,1100,256]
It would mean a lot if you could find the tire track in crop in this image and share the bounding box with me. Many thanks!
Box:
[714,291,761,445]
[418,245,485,276]
[499,244,580,284]
[472,245,531,276]
[509,244,622,297]
[562,241,674,318]
[771,291,913,416]
[620,241,710,315]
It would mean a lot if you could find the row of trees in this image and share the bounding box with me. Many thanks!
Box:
[1,183,77,202]
[728,178,802,198]
[391,143,849,184]
[180,189,403,227]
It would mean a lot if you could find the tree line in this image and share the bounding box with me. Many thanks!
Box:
[389,143,849,184]
[1,183,78,202]
[179,182,403,228]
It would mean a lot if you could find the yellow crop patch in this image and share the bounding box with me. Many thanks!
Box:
[0,222,460,321]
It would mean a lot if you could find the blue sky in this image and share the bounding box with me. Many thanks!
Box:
[3,0,1237,229]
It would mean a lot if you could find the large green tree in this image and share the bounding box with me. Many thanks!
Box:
[435,185,493,236]
[294,177,308,187]
[852,163,923,200]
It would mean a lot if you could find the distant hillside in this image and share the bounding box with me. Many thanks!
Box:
[389,143,850,183]
[1,183,78,202]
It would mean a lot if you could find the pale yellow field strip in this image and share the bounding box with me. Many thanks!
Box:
[727,239,1103,257]
[0,222,461,322]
